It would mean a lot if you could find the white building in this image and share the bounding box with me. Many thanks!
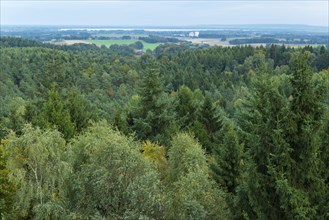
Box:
[188,31,200,38]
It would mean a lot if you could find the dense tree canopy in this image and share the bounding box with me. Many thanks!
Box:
[1,36,328,219]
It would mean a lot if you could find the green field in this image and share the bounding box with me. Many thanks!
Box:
[84,40,160,51]
[92,33,148,38]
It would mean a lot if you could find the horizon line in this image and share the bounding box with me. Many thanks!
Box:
[1,23,328,27]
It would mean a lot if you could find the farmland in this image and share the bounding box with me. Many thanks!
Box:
[84,39,161,51]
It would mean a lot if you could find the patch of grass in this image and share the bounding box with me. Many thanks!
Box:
[92,33,148,38]
[84,40,160,51]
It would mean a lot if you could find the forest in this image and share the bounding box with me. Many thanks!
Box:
[1,36,329,219]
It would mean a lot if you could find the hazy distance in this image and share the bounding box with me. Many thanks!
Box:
[1,1,328,27]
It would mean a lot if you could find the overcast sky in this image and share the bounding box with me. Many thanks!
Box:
[1,1,328,26]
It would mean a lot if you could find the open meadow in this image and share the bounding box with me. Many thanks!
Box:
[84,39,160,50]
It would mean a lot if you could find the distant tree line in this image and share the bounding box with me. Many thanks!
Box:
[139,35,181,43]
[229,37,329,45]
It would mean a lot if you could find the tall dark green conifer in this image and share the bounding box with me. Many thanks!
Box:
[193,94,222,153]
[65,88,93,133]
[129,65,176,145]
[237,52,329,219]
[212,122,243,194]
[286,52,328,218]
[175,85,198,129]
[41,87,75,140]
[236,72,290,219]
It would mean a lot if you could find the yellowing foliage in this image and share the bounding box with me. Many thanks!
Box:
[0,139,16,218]
[141,140,167,177]
[1,139,9,145]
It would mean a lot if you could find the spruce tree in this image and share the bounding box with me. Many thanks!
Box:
[286,52,328,218]
[211,122,243,194]
[175,85,198,129]
[193,94,222,153]
[65,88,93,133]
[40,87,75,140]
[236,72,291,219]
[129,65,176,145]
[237,52,329,219]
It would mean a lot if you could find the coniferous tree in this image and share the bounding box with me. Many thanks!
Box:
[236,52,329,219]
[211,122,244,194]
[129,65,176,145]
[65,88,93,133]
[175,85,199,129]
[285,52,328,218]
[192,94,222,153]
[40,87,75,140]
[236,72,295,219]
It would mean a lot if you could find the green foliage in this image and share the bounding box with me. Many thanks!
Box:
[0,97,27,137]
[131,41,144,50]
[318,108,329,217]
[236,72,297,219]
[167,133,230,219]
[68,121,163,219]
[5,125,71,219]
[40,88,75,140]
[192,94,223,153]
[236,52,329,219]
[0,139,16,219]
[175,85,200,129]
[1,37,329,219]
[64,87,94,133]
[128,65,176,145]
[289,52,326,173]
[211,122,244,194]
[168,133,209,183]
[142,140,168,178]
[200,95,222,134]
